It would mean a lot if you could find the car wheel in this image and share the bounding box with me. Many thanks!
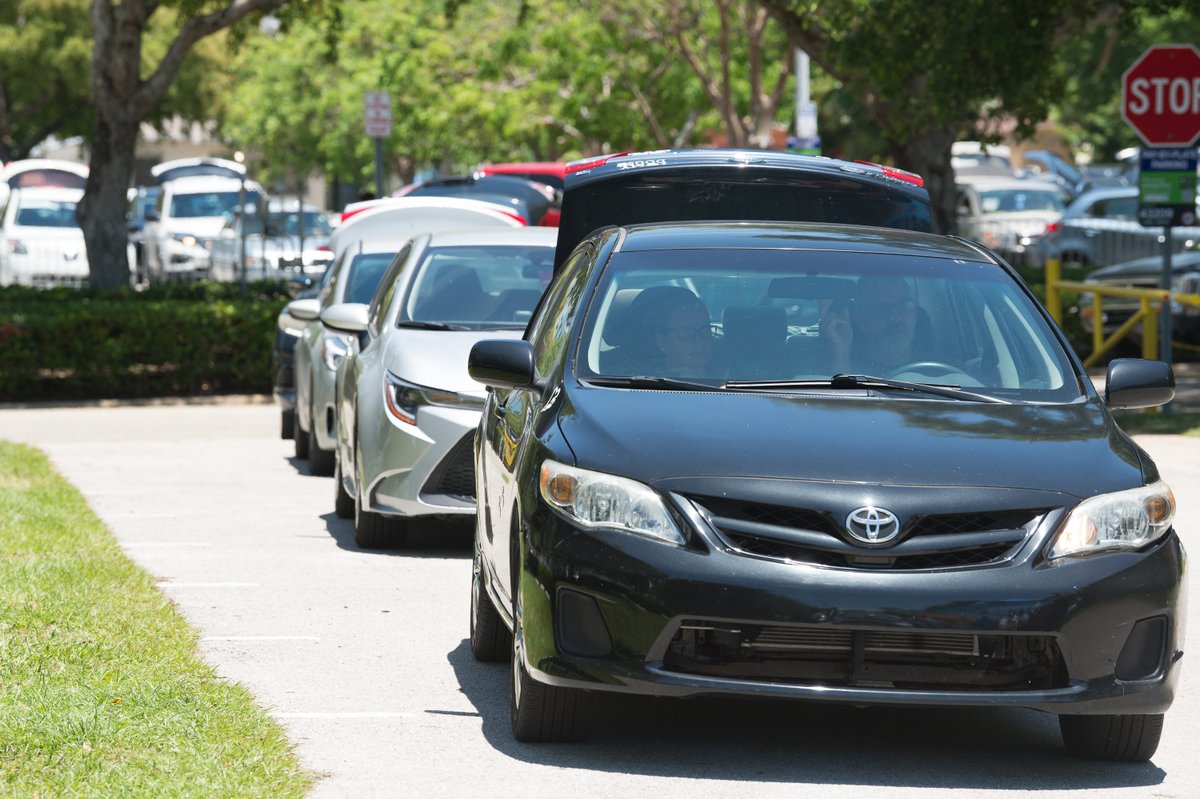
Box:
[353,486,406,549]
[333,455,354,519]
[281,409,295,440]
[309,442,336,476]
[1059,713,1164,762]
[510,580,594,742]
[294,419,310,459]
[470,535,510,662]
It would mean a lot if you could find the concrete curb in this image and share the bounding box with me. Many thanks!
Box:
[0,394,275,411]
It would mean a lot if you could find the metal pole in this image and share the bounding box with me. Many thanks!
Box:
[238,174,247,292]
[297,185,306,275]
[795,49,810,131]
[1160,224,1173,413]
[374,137,387,198]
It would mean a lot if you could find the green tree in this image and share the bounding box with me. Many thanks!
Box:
[0,1,93,162]
[761,0,1134,233]
[78,0,309,290]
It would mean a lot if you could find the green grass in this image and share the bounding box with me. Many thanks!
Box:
[1114,410,1200,437]
[0,441,311,798]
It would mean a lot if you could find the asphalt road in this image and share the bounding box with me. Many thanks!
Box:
[1,401,1198,798]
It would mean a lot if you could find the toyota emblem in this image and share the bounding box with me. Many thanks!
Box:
[845,506,901,545]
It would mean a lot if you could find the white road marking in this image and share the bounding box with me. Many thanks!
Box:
[203,636,321,641]
[271,712,419,719]
[157,581,260,588]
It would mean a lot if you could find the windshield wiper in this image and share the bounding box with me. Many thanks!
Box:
[585,376,723,392]
[396,320,469,331]
[724,374,1011,404]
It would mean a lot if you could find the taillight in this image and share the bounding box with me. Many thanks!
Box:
[565,153,629,175]
[854,160,926,188]
[1043,219,1062,236]
[317,245,331,252]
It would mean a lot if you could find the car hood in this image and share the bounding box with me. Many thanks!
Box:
[555,386,1147,499]
[383,329,525,394]
[164,216,226,237]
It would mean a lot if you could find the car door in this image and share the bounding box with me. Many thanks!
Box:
[482,245,593,607]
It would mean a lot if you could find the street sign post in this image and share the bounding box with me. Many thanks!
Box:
[1122,45,1200,382]
[364,92,392,197]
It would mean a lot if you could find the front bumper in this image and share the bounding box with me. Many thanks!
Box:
[366,406,480,519]
[517,505,1186,715]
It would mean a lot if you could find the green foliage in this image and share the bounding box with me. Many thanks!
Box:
[0,441,311,796]
[0,282,289,402]
[0,0,93,160]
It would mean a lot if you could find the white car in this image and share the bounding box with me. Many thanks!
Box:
[143,174,264,282]
[327,226,556,548]
[0,186,89,287]
[285,198,525,475]
[0,159,88,211]
[955,176,1065,267]
[208,199,334,282]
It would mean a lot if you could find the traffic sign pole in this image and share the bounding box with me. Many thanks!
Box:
[374,137,387,198]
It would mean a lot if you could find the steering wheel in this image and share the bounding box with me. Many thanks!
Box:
[886,360,961,379]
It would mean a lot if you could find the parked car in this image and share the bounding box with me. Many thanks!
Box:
[0,186,90,287]
[1080,248,1200,343]
[1041,186,1200,268]
[0,158,88,212]
[284,198,525,473]
[400,174,558,226]
[464,150,1182,760]
[326,227,557,546]
[1019,149,1085,201]
[476,163,567,225]
[209,199,334,282]
[126,185,162,282]
[142,174,264,282]
[955,176,1065,266]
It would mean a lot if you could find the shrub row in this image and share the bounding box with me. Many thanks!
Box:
[0,282,292,402]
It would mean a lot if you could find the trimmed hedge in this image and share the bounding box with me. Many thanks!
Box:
[0,282,291,402]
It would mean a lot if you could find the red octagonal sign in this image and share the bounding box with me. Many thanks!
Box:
[1122,44,1200,147]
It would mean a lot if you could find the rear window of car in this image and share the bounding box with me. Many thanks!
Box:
[577,248,1081,404]
[979,189,1063,214]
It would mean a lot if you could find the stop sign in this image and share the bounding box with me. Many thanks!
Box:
[1122,44,1200,147]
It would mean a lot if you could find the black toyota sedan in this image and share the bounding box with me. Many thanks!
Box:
[466,220,1183,759]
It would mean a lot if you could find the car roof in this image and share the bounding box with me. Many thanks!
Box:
[425,226,558,248]
[151,157,246,182]
[614,221,992,263]
[164,174,260,193]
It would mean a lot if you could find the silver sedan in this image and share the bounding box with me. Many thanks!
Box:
[328,227,556,547]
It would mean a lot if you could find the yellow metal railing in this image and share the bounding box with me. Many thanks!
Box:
[1044,258,1200,369]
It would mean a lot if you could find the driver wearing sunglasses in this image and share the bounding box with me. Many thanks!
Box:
[653,291,717,377]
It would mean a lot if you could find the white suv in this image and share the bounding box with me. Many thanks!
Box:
[144,174,263,282]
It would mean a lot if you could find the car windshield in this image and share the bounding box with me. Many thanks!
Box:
[345,252,398,305]
[577,249,1081,403]
[15,199,79,227]
[171,191,262,218]
[403,244,553,329]
[979,189,1063,214]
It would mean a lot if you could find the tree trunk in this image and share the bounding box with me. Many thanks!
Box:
[891,129,959,236]
[77,112,137,289]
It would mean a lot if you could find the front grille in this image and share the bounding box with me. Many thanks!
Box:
[422,433,476,500]
[665,619,1065,691]
[691,496,1045,571]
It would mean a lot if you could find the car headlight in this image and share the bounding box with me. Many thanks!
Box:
[170,233,198,247]
[321,335,353,371]
[1047,481,1175,559]
[539,460,686,546]
[383,372,485,426]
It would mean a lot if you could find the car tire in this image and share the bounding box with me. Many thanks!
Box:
[353,489,406,549]
[309,442,336,477]
[510,584,594,742]
[333,456,354,519]
[1059,713,1164,762]
[470,537,510,662]
[281,409,295,440]
[294,420,310,459]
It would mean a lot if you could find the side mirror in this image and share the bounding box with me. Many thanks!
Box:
[469,339,536,390]
[285,298,320,323]
[1105,358,1175,410]
[286,275,314,298]
[321,302,369,333]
